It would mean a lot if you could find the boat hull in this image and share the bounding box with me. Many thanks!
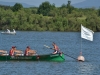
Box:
[1,32,16,35]
[0,54,65,62]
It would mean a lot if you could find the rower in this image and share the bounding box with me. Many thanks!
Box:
[24,46,37,56]
[52,42,62,55]
[24,46,29,56]
[0,50,8,56]
[29,49,37,56]
[9,46,15,56]
[13,46,24,56]
[7,29,10,33]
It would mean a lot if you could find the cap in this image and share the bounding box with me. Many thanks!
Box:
[27,46,30,48]
[12,46,14,48]
[12,46,16,48]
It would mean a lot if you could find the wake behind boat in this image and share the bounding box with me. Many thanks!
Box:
[1,29,16,35]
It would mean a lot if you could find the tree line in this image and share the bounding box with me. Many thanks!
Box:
[0,1,100,32]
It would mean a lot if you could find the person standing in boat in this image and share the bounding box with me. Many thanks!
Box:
[24,46,30,56]
[9,46,15,56]
[52,42,61,54]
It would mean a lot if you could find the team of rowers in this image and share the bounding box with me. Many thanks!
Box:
[0,42,62,56]
[0,46,37,56]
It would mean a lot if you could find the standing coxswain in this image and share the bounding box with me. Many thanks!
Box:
[52,42,62,55]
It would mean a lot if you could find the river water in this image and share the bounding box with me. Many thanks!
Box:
[0,31,100,75]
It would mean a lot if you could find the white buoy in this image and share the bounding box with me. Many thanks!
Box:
[77,52,85,62]
[77,55,85,61]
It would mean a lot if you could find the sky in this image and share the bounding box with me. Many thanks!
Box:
[0,0,86,7]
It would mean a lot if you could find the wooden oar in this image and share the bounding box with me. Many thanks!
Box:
[44,45,77,60]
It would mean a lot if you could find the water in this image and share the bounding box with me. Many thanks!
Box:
[0,31,100,75]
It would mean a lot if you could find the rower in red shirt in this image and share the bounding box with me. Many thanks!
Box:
[9,46,15,56]
[24,46,30,56]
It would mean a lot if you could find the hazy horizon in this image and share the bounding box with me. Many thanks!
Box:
[0,0,86,7]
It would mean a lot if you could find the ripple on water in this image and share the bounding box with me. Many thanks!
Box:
[0,32,100,75]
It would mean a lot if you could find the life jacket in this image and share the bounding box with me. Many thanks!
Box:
[9,49,14,56]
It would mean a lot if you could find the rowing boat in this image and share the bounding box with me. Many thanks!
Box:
[0,53,65,62]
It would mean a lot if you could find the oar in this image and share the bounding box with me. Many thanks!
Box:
[44,45,77,60]
[44,45,52,49]
[62,53,77,60]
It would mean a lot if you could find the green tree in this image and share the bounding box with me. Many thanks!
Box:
[37,1,53,16]
[67,0,74,14]
[12,3,23,12]
[98,7,100,16]
[61,4,67,8]
[17,10,27,25]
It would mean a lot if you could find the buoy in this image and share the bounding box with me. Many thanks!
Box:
[77,55,85,61]
[77,51,85,62]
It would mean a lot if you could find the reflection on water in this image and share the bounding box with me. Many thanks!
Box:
[77,62,95,75]
[0,31,100,75]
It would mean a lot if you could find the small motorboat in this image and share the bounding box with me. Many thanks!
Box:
[1,29,16,35]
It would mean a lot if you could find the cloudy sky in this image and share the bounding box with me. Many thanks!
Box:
[0,0,86,6]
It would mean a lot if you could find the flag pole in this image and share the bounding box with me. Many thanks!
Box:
[81,36,82,55]
[77,24,85,62]
[81,24,83,55]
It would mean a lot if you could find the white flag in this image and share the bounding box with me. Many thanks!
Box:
[81,24,94,41]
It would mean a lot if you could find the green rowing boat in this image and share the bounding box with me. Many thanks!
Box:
[0,53,65,62]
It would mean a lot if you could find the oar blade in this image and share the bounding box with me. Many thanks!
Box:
[44,45,50,48]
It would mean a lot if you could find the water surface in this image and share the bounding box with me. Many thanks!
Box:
[0,31,100,75]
